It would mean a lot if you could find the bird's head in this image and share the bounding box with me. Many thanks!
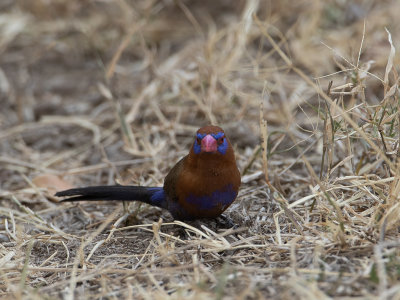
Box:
[193,125,229,155]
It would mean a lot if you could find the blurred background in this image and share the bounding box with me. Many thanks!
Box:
[0,0,399,189]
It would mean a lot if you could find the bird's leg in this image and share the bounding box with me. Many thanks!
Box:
[216,214,237,228]
[178,226,192,240]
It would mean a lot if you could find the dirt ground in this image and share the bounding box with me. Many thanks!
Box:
[1,0,400,299]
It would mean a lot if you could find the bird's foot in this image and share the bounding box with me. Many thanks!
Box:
[176,226,191,240]
[216,214,238,229]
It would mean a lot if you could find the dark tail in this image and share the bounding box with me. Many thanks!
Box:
[55,185,167,209]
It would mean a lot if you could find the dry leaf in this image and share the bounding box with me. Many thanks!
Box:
[32,174,73,195]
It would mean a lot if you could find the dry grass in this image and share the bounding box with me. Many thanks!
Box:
[1,0,400,299]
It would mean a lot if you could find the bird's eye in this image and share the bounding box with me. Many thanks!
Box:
[196,137,201,144]
[217,137,224,144]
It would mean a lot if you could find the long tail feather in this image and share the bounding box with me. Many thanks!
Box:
[55,185,166,208]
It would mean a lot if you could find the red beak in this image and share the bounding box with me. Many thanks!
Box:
[201,134,217,153]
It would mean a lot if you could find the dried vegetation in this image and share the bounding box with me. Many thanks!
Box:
[1,0,400,299]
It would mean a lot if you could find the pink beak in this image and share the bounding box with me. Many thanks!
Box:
[201,134,217,153]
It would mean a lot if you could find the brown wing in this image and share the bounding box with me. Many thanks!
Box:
[163,156,186,203]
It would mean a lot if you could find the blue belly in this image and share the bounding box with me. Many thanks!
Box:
[185,184,237,211]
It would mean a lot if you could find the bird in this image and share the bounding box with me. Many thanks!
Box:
[55,125,241,221]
